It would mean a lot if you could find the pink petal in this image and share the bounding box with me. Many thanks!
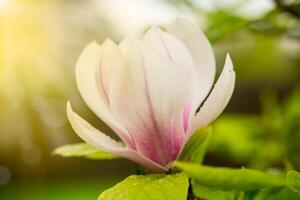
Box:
[67,102,167,172]
[142,27,200,133]
[75,41,134,147]
[183,103,192,133]
[108,37,196,165]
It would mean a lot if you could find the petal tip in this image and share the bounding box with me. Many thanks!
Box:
[225,53,234,72]
[143,26,161,40]
[149,26,161,32]
[84,40,100,49]
[102,38,110,45]
[119,36,140,48]
[75,41,102,73]
[174,16,191,24]
[66,101,72,111]
[66,101,71,108]
[170,17,198,31]
[90,40,99,46]
[102,38,119,49]
[66,101,75,121]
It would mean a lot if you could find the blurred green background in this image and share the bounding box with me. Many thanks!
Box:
[0,0,300,199]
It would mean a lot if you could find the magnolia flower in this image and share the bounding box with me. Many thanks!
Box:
[67,18,235,172]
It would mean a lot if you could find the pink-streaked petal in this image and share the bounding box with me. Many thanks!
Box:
[67,102,167,172]
[142,27,200,133]
[142,44,194,161]
[183,103,192,133]
[188,54,235,138]
[108,37,194,165]
[167,17,216,109]
[75,41,133,147]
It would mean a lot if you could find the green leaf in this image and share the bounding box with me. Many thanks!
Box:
[209,115,263,163]
[243,187,300,200]
[242,190,261,200]
[52,143,119,160]
[192,180,235,200]
[193,182,300,200]
[179,127,209,160]
[287,170,300,194]
[99,173,189,200]
[175,162,286,191]
[206,11,249,43]
[190,127,212,163]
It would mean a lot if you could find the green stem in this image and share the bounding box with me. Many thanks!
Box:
[176,162,287,191]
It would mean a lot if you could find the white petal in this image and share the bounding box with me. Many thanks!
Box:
[142,27,197,77]
[188,54,235,137]
[98,39,123,104]
[108,37,195,165]
[67,102,167,172]
[75,41,133,147]
[142,27,200,130]
[167,18,216,105]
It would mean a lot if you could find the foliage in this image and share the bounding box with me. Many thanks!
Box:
[192,182,235,200]
[176,161,300,200]
[209,88,300,170]
[98,173,189,200]
[175,162,286,190]
[287,170,300,194]
[242,187,300,200]
[52,143,119,160]
[178,127,209,160]
[189,127,212,164]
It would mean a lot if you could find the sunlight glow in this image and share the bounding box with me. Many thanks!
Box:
[0,0,10,12]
